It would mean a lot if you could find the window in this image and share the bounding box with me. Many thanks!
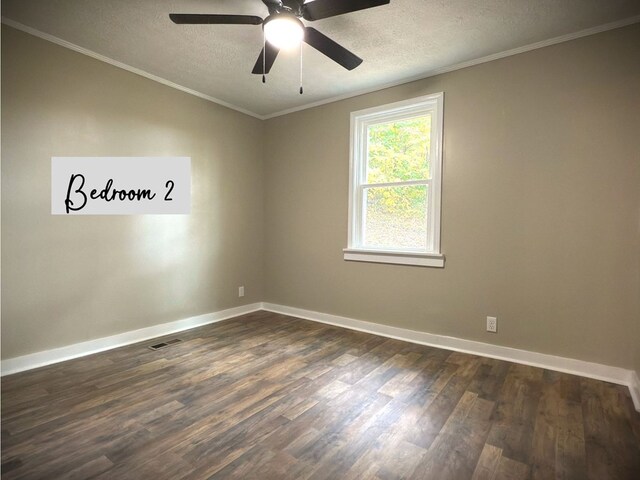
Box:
[344,93,444,267]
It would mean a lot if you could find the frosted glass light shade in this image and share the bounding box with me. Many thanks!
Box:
[264,15,304,50]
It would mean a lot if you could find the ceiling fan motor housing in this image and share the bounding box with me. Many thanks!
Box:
[262,12,304,31]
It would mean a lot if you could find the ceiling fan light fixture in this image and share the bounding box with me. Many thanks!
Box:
[263,14,304,50]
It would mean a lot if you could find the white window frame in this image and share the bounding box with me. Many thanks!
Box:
[344,93,445,268]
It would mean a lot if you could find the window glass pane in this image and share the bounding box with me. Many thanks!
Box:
[363,185,428,250]
[367,115,431,184]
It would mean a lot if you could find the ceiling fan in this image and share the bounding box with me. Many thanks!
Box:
[169,0,390,82]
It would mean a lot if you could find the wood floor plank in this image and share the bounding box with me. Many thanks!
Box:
[1,311,638,479]
[485,363,545,463]
[581,377,640,480]
[494,456,531,480]
[60,455,114,480]
[530,370,563,480]
[408,391,495,479]
[470,443,502,480]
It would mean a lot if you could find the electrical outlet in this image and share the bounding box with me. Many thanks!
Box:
[238,286,245,298]
[486,316,497,333]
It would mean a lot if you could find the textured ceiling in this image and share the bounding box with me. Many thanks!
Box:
[3,0,640,117]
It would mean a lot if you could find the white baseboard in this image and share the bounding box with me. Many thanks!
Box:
[630,371,640,412]
[3,300,638,412]
[0,303,262,376]
[261,302,640,412]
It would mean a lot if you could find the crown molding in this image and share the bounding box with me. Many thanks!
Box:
[261,15,640,119]
[1,17,266,120]
[3,14,640,120]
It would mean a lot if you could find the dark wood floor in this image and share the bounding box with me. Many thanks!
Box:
[2,311,639,480]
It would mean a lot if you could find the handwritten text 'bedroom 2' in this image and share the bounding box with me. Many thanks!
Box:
[51,157,191,215]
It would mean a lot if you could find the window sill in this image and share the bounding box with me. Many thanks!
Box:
[343,248,445,268]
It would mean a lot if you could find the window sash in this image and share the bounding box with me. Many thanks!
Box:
[358,179,432,253]
[365,114,433,184]
[359,179,430,189]
[357,180,432,252]
[348,93,443,257]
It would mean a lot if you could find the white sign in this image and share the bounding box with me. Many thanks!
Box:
[51,157,191,215]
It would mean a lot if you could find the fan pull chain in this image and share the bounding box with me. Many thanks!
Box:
[262,29,266,84]
[299,42,304,95]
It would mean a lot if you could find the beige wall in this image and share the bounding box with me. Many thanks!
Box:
[637,234,640,377]
[2,23,639,372]
[1,27,264,359]
[263,24,640,370]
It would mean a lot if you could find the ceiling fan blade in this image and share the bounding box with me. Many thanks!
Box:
[251,43,280,75]
[169,14,263,25]
[302,0,389,21]
[304,27,363,70]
